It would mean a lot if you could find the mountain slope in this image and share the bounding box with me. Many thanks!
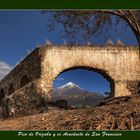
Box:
[52,82,105,107]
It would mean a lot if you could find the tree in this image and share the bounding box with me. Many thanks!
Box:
[102,10,140,47]
[43,10,140,48]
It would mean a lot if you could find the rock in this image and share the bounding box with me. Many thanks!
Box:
[127,81,140,95]
[55,100,68,108]
[47,99,68,109]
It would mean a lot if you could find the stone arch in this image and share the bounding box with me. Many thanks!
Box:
[20,75,30,88]
[137,82,140,94]
[8,83,15,95]
[0,88,5,100]
[52,66,115,97]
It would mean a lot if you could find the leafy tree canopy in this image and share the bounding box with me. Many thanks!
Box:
[43,10,140,47]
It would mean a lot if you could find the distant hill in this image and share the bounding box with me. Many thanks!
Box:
[52,82,105,107]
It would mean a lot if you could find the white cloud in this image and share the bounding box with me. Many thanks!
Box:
[0,61,12,80]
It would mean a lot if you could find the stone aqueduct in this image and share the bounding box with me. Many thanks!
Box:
[0,45,140,117]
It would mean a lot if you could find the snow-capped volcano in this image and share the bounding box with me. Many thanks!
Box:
[53,82,86,97]
[62,82,75,87]
[52,82,105,107]
[61,82,81,89]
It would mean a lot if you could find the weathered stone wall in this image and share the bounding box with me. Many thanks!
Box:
[0,48,42,98]
[40,45,140,97]
[0,45,140,118]
[1,80,48,118]
[1,45,139,98]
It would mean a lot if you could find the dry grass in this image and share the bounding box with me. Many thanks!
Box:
[0,95,140,130]
[41,45,139,51]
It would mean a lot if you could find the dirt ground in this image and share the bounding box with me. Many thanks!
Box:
[0,95,140,130]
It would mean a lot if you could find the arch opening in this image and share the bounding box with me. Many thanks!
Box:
[52,66,115,107]
[20,75,30,88]
[0,88,5,100]
[8,83,15,95]
[137,82,140,94]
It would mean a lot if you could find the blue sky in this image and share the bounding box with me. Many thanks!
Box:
[53,69,111,94]
[0,11,138,94]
